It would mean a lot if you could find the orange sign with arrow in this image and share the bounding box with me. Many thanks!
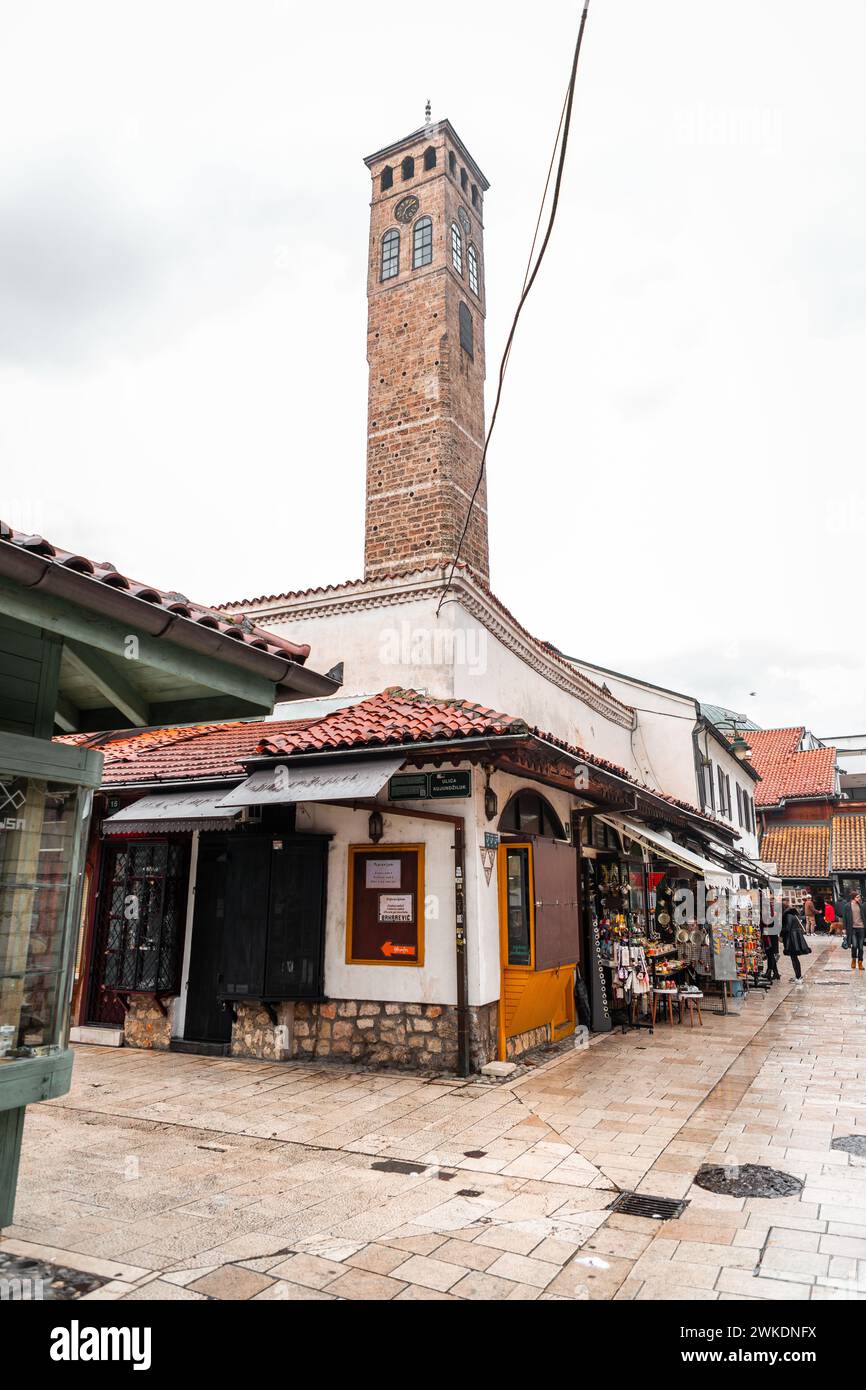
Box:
[381,941,415,958]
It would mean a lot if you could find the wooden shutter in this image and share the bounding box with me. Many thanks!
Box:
[532,839,580,972]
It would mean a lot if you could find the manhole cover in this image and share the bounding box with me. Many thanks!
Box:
[608,1191,689,1220]
[694,1164,804,1198]
[831,1135,866,1157]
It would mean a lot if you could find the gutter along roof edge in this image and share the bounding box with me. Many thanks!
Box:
[0,536,340,699]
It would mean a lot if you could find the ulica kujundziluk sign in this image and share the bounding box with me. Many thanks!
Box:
[388,770,472,801]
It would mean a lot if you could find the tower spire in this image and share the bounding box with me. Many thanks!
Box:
[424,98,431,128]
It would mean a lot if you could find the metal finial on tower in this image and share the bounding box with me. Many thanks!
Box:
[425,98,431,126]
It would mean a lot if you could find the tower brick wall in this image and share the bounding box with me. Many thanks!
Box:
[364,120,490,584]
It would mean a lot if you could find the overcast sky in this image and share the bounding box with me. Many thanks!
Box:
[2,1,863,736]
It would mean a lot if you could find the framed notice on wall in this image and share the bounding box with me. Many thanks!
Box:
[346,845,425,965]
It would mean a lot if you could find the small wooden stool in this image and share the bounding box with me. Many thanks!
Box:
[679,991,703,1027]
[651,987,678,1025]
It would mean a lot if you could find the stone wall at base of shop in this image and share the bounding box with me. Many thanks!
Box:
[505,1022,551,1061]
[123,996,171,1051]
[230,1001,294,1060]
[227,998,499,1073]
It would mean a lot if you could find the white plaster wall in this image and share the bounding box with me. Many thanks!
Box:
[262,592,640,777]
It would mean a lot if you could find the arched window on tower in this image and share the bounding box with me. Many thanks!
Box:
[380,228,400,281]
[459,301,474,359]
[380,165,393,192]
[401,155,415,181]
[471,183,479,208]
[423,146,437,171]
[467,243,480,296]
[450,222,463,275]
[460,168,468,192]
[448,151,457,175]
[412,216,433,269]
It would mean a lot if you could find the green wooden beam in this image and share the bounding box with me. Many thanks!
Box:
[64,641,149,727]
[0,1107,24,1227]
[54,692,80,733]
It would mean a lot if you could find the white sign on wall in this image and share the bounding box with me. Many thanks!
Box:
[378,893,414,923]
[365,859,402,889]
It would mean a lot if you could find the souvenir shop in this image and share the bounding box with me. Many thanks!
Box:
[579,814,763,1032]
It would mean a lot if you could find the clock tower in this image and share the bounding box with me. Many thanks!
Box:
[363,120,490,585]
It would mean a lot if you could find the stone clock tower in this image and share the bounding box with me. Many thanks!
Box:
[363,120,490,585]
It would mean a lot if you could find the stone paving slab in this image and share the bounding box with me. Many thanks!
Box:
[8,938,866,1299]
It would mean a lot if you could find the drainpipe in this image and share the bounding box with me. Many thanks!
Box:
[329,799,471,1078]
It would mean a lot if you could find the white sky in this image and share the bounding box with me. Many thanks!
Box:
[2,1,864,735]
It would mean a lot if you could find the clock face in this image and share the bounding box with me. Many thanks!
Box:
[458,207,470,234]
[394,195,420,224]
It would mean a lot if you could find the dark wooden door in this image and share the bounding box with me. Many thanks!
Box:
[265,843,327,998]
[184,839,233,1044]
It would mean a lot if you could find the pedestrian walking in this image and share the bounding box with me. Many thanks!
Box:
[825,900,836,934]
[814,893,827,934]
[804,893,816,936]
[781,899,811,986]
[763,913,781,981]
[843,892,866,971]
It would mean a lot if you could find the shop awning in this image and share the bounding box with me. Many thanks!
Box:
[102,789,244,835]
[596,814,735,888]
[217,755,406,807]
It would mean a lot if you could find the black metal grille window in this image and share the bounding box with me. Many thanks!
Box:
[413,216,433,269]
[423,145,436,171]
[450,222,463,275]
[381,227,400,281]
[468,243,480,296]
[380,165,393,191]
[401,155,415,180]
[448,151,457,175]
[100,840,188,994]
[459,301,473,358]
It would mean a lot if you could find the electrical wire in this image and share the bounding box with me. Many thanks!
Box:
[436,0,592,617]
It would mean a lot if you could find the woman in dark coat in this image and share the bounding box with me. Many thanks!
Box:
[781,900,810,985]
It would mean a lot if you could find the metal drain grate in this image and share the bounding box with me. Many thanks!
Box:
[608,1191,689,1220]
[831,1135,866,1157]
[694,1163,804,1198]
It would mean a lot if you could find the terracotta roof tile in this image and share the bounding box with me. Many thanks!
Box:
[743,729,837,807]
[832,815,866,872]
[0,521,311,664]
[71,688,725,833]
[761,824,831,878]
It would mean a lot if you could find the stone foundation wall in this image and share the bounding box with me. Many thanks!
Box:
[505,1022,551,1061]
[228,998,499,1073]
[231,1001,293,1060]
[123,996,172,1051]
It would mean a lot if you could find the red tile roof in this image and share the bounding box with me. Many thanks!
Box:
[832,815,866,872]
[0,521,311,663]
[761,824,831,878]
[71,688,727,833]
[743,729,838,807]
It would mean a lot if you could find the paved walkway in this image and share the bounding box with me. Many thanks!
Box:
[5,937,866,1300]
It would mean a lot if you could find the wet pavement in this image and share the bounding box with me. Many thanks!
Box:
[4,937,866,1300]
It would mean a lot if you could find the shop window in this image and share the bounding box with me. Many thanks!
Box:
[736,784,743,827]
[380,165,393,192]
[459,301,474,357]
[401,155,415,181]
[423,146,436,170]
[346,845,425,965]
[0,778,88,1059]
[499,790,566,840]
[412,215,433,269]
[717,765,726,817]
[504,845,532,965]
[99,840,188,995]
[380,227,400,281]
[467,243,480,296]
[450,221,463,274]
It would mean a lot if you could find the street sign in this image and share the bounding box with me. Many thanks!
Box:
[388,773,430,801]
[429,770,472,799]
